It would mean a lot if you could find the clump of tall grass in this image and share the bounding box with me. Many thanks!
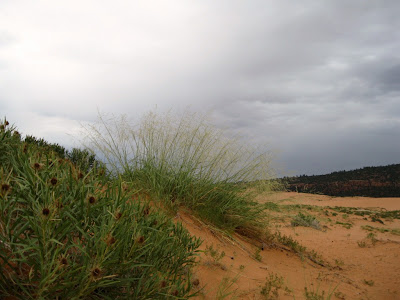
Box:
[82,110,275,234]
[0,119,201,298]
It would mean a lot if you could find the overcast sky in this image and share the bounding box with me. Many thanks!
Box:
[1,1,399,176]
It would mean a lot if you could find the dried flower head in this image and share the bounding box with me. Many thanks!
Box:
[160,281,167,288]
[143,207,150,216]
[50,177,58,186]
[91,267,101,278]
[23,144,28,153]
[42,208,50,216]
[1,183,11,193]
[192,279,200,286]
[13,131,20,137]
[60,257,68,265]
[48,160,54,167]
[137,236,145,244]
[115,211,123,220]
[5,121,9,126]
[33,162,43,171]
[77,172,84,179]
[172,290,179,297]
[88,196,96,204]
[106,235,116,246]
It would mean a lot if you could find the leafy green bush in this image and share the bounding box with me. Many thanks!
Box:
[24,135,67,158]
[0,118,22,167]
[82,110,275,234]
[24,134,105,176]
[66,147,105,175]
[0,122,201,299]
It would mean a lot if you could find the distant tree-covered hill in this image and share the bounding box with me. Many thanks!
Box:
[284,164,400,197]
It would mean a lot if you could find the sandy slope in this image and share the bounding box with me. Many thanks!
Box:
[179,192,400,299]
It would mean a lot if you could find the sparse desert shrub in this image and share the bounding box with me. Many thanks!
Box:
[291,212,321,230]
[363,279,374,286]
[273,232,306,254]
[254,248,262,262]
[335,221,353,229]
[304,283,337,300]
[82,110,275,234]
[357,241,367,248]
[260,273,285,299]
[367,232,378,245]
[0,123,201,299]
[216,274,240,300]
[203,244,227,270]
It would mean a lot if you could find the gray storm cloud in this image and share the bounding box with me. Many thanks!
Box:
[1,0,399,175]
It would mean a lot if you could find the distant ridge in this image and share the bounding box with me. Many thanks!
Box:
[284,164,400,197]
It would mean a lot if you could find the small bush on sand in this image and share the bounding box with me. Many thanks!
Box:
[260,273,285,299]
[291,212,321,230]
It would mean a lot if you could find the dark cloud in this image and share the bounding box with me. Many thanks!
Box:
[1,1,399,175]
[376,64,400,92]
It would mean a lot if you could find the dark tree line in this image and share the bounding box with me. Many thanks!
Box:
[284,164,400,197]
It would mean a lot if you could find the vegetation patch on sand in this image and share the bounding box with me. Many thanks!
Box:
[82,110,277,236]
[0,119,201,298]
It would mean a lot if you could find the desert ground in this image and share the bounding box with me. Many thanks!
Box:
[179,192,400,299]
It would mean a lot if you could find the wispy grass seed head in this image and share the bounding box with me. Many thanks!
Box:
[82,110,276,234]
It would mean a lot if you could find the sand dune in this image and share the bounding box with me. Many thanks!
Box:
[180,192,400,299]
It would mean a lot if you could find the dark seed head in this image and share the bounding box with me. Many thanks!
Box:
[77,172,84,179]
[143,207,150,216]
[13,131,20,137]
[33,162,42,170]
[115,212,123,220]
[23,144,28,153]
[60,257,68,265]
[137,236,145,244]
[50,177,58,186]
[91,267,101,278]
[172,290,179,296]
[160,281,167,288]
[192,279,200,286]
[5,121,9,126]
[88,196,96,204]
[42,208,50,216]
[1,184,10,192]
